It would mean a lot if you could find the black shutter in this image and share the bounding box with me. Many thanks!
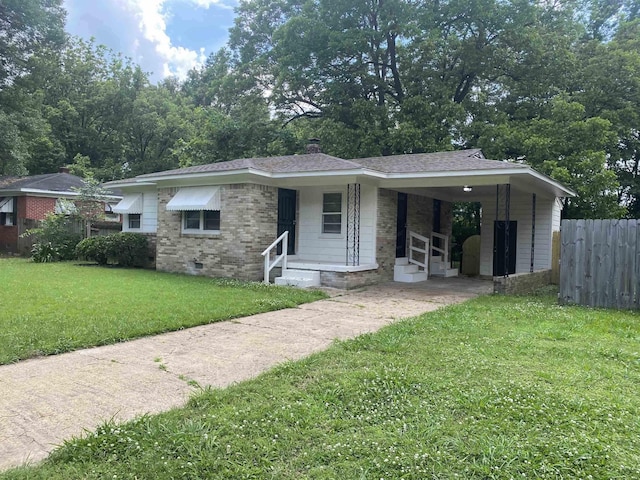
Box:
[11,196,17,225]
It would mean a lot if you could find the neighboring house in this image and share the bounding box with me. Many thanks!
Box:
[105,148,574,289]
[0,169,121,254]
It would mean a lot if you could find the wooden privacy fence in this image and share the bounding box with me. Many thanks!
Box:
[560,219,640,309]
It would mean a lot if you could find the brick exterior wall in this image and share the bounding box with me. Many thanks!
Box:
[375,188,398,282]
[0,225,18,252]
[24,196,56,220]
[493,269,552,295]
[406,194,432,238]
[155,184,278,281]
[401,194,454,261]
[1,196,57,253]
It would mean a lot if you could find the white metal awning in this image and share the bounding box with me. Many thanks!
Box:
[0,197,14,213]
[112,194,143,214]
[166,186,221,211]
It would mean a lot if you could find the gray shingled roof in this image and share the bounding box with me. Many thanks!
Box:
[0,173,87,192]
[0,176,19,188]
[355,149,526,173]
[137,153,362,179]
[106,148,530,187]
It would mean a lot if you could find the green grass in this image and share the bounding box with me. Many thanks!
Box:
[0,258,326,364]
[3,293,640,479]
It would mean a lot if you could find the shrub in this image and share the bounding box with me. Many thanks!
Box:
[109,233,148,267]
[24,214,83,262]
[76,233,148,267]
[31,242,59,263]
[75,236,110,265]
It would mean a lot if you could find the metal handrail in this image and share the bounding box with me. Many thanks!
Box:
[408,231,429,273]
[261,231,289,284]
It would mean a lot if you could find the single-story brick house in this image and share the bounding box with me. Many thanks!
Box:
[105,147,574,288]
[0,170,121,254]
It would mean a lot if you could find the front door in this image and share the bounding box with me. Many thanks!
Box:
[396,192,408,257]
[277,189,296,255]
[432,199,441,250]
[493,221,517,276]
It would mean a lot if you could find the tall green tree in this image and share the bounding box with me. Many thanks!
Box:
[0,0,65,90]
[576,19,640,216]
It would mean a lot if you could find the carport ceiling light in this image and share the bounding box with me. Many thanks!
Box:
[463,185,473,192]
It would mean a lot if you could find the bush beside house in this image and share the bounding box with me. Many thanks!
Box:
[76,232,148,267]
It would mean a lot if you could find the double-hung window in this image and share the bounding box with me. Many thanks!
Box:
[0,197,16,226]
[322,192,342,234]
[128,213,141,229]
[183,210,220,232]
[112,194,143,231]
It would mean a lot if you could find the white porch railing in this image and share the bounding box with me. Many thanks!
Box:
[431,231,449,266]
[408,231,429,274]
[261,231,289,284]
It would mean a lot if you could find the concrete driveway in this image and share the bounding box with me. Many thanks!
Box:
[0,277,492,471]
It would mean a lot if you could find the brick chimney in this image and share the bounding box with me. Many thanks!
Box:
[59,166,70,174]
[306,138,321,154]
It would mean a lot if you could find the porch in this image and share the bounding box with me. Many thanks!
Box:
[262,228,458,289]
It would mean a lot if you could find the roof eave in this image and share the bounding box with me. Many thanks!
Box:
[103,180,157,188]
[521,168,576,197]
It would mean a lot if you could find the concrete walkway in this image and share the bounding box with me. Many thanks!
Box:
[0,278,492,471]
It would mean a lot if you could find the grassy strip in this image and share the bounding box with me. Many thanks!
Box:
[0,259,325,364]
[3,294,640,478]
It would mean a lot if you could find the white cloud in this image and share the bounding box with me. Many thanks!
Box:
[65,0,234,82]
[122,0,208,80]
[191,0,234,9]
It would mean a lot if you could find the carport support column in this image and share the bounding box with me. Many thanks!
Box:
[531,193,536,273]
[346,183,361,266]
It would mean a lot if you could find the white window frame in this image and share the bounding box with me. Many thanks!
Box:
[181,210,220,234]
[1,212,15,226]
[127,213,142,230]
[321,192,343,235]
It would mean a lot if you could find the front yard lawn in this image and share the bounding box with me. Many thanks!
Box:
[2,293,640,478]
[0,258,326,364]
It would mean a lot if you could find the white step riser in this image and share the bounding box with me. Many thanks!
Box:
[275,269,321,288]
[275,277,320,288]
[430,268,459,278]
[394,271,428,283]
[281,269,320,282]
[395,257,409,266]
[394,264,419,275]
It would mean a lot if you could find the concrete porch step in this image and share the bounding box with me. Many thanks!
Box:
[430,255,459,278]
[394,258,428,283]
[394,270,428,283]
[430,267,459,278]
[394,263,419,275]
[275,269,321,288]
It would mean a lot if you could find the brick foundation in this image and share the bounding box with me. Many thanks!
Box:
[493,270,552,295]
[319,269,383,289]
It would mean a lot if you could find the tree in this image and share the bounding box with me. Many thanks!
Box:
[474,98,624,218]
[0,0,66,90]
[576,19,640,216]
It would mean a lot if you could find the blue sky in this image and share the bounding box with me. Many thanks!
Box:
[63,0,238,82]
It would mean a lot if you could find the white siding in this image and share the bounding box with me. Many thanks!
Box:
[480,192,557,276]
[296,184,376,264]
[122,190,157,233]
